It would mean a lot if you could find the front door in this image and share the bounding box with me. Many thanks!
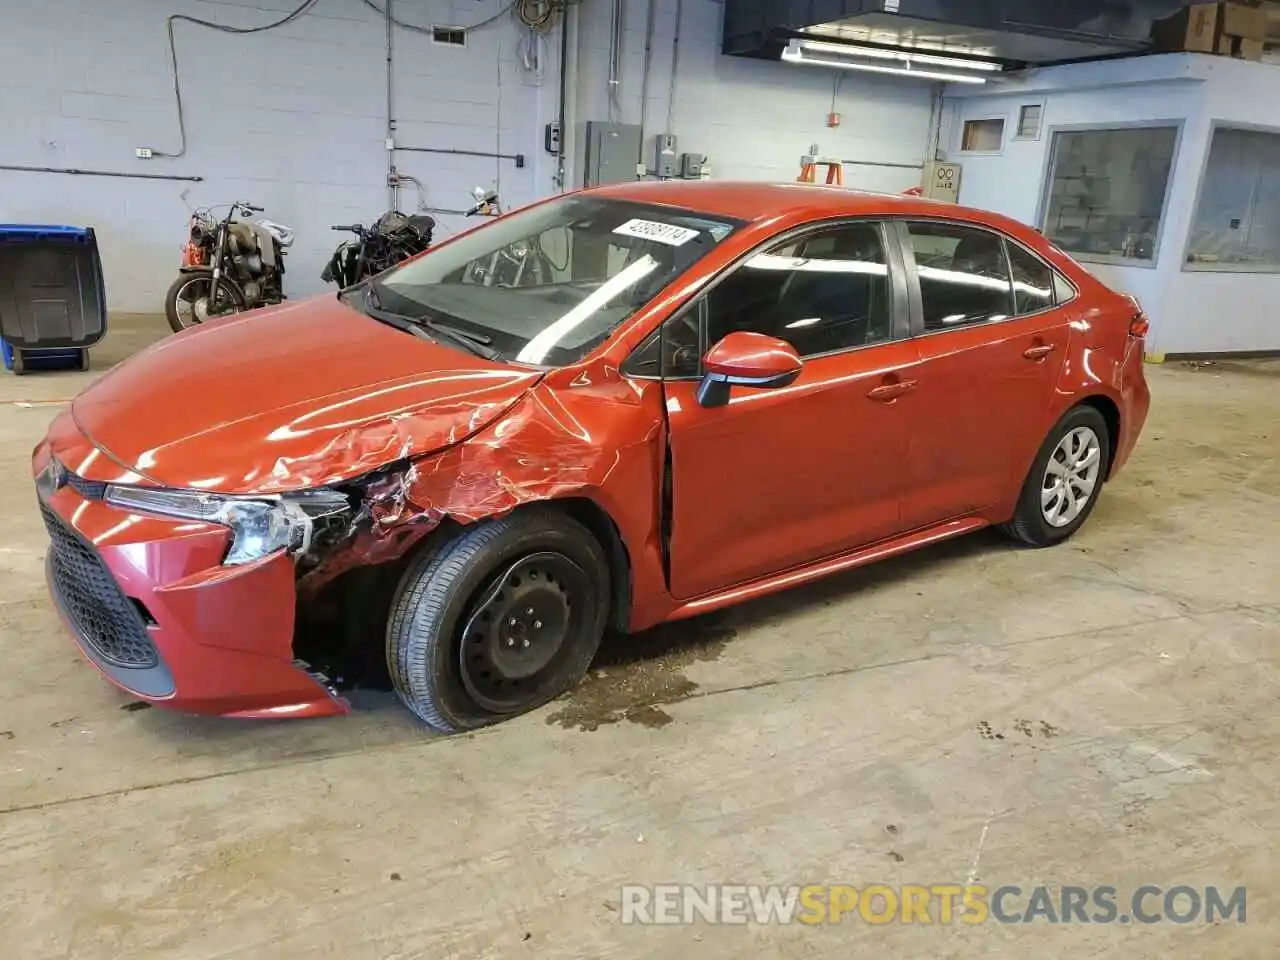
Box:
[893,220,1074,529]
[661,220,921,601]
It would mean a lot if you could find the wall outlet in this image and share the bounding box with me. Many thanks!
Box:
[135,147,153,159]
[384,137,395,150]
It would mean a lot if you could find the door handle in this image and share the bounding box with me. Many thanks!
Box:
[1023,343,1057,361]
[867,379,918,402]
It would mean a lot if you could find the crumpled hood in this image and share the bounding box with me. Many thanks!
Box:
[72,296,541,494]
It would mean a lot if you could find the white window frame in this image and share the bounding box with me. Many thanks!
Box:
[1014,101,1046,142]
[1183,120,1280,274]
[1035,120,1184,270]
[959,116,1008,156]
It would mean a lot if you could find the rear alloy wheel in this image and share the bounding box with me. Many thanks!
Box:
[1000,405,1111,547]
[387,509,609,732]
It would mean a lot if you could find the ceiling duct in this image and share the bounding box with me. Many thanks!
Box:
[725,0,1193,66]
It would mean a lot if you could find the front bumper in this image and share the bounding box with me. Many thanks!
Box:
[33,437,348,719]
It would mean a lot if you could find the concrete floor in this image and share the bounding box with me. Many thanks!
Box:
[1,317,1276,958]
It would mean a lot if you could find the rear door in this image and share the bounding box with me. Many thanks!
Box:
[892,219,1075,530]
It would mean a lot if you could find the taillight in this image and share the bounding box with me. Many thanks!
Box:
[1122,293,1149,338]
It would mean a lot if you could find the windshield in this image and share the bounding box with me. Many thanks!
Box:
[374,195,742,366]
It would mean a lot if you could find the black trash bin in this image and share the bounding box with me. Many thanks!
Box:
[0,224,107,375]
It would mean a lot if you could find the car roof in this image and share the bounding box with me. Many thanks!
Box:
[587,179,1001,227]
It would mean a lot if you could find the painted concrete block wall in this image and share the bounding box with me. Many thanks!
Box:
[1,0,937,315]
[940,56,1207,353]
[0,0,562,313]
[1160,56,1280,354]
[573,0,936,191]
[943,54,1280,354]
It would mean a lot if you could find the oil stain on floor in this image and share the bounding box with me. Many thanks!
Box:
[545,618,734,731]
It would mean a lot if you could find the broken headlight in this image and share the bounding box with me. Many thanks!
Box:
[103,486,350,566]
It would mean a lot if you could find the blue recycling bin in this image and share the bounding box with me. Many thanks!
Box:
[0,224,107,375]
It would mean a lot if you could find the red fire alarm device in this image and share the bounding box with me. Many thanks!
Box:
[826,112,841,128]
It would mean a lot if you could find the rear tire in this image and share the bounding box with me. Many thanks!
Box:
[387,508,610,733]
[1000,404,1111,548]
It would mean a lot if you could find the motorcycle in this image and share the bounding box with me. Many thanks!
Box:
[321,210,435,289]
[459,187,557,288]
[164,201,294,332]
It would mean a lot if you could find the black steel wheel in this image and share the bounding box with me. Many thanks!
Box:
[387,508,610,732]
[458,551,596,713]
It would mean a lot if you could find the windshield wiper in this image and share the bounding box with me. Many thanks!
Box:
[360,282,504,361]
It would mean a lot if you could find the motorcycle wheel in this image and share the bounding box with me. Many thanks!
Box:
[164,273,246,333]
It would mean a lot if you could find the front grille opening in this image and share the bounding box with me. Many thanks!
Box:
[294,564,411,693]
[40,503,160,669]
[129,597,158,627]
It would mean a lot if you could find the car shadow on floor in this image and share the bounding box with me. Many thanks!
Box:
[540,528,1012,731]
[133,528,1015,754]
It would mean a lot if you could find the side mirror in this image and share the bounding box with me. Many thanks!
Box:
[696,331,802,408]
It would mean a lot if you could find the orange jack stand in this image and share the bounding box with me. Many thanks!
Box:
[797,157,844,185]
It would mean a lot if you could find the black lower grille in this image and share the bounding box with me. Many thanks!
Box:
[41,502,159,669]
[66,472,107,500]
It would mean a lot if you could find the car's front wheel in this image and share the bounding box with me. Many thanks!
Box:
[1001,404,1112,548]
[387,508,610,732]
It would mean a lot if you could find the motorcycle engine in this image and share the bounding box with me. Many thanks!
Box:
[245,253,263,274]
[241,280,262,304]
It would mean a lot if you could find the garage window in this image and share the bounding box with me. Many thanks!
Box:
[961,118,1005,153]
[1186,126,1280,271]
[1041,126,1179,265]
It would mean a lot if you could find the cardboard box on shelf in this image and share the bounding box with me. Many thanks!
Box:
[1218,34,1266,58]
[1152,2,1218,52]
[1220,1,1269,40]
[1263,0,1280,41]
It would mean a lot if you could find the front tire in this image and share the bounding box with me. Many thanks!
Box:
[164,273,245,333]
[387,509,610,733]
[1000,404,1111,548]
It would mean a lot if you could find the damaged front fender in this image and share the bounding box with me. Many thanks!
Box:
[298,369,671,630]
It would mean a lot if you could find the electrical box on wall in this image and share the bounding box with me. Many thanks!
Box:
[923,161,962,203]
[680,153,705,179]
[654,134,678,178]
[578,121,642,187]
[544,121,562,155]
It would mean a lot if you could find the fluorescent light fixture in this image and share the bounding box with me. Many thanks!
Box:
[797,38,1003,72]
[782,40,997,84]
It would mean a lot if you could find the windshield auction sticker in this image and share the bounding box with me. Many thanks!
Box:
[613,219,700,246]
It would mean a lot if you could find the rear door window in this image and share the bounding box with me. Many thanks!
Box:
[1005,241,1056,315]
[903,221,1013,331]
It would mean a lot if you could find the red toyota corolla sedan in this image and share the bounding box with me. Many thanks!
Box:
[33,181,1150,732]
